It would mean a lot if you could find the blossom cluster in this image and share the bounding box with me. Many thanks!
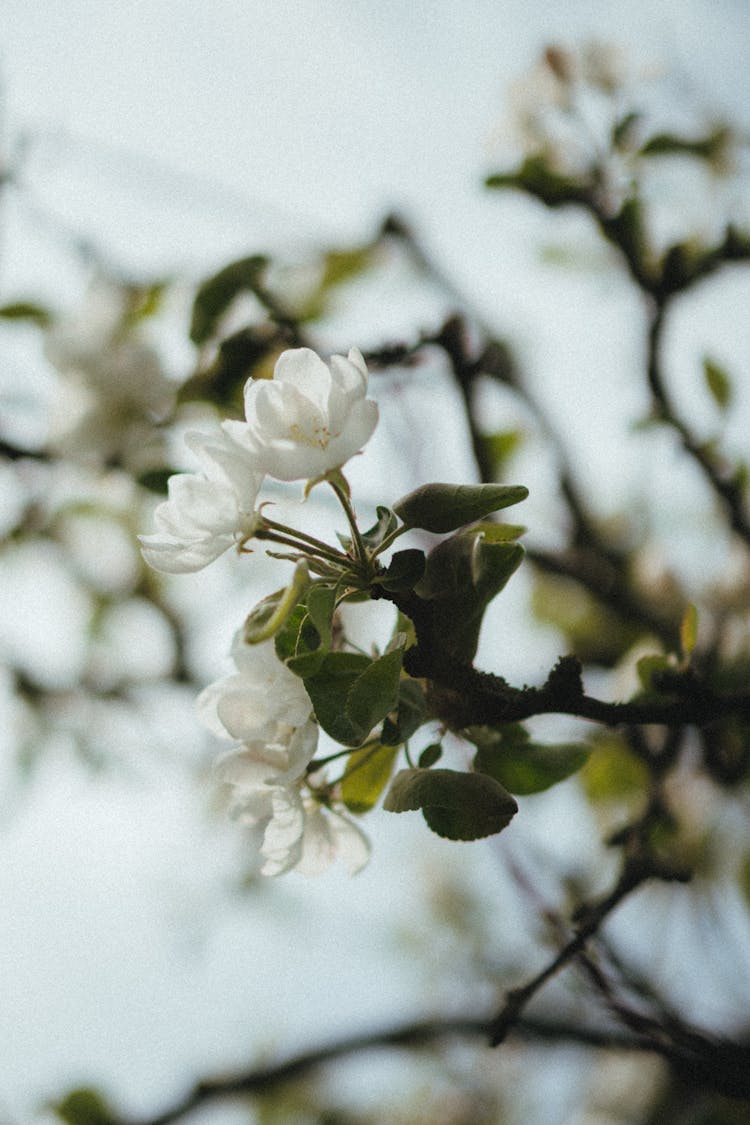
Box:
[141,347,378,875]
[200,632,369,876]
[140,346,377,574]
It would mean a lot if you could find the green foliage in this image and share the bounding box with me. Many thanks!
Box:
[486,156,587,206]
[373,549,426,592]
[190,255,269,345]
[0,300,52,327]
[418,742,443,768]
[580,733,650,804]
[297,244,375,321]
[380,677,427,745]
[53,1088,116,1125]
[244,561,311,644]
[357,505,399,551]
[178,326,279,409]
[639,125,731,163]
[482,428,524,475]
[274,583,336,677]
[680,603,699,658]
[703,357,733,410]
[635,653,674,694]
[303,649,402,747]
[416,531,525,661]
[341,741,399,812]
[468,723,590,795]
[384,767,517,840]
[393,482,528,534]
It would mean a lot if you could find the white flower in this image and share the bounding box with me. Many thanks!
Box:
[224,779,370,877]
[45,278,173,471]
[139,427,264,573]
[225,346,378,481]
[197,633,313,742]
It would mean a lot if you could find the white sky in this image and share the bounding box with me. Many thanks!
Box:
[2,3,750,1123]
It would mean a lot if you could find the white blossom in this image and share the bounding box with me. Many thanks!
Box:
[219,770,370,877]
[45,278,174,470]
[196,633,313,742]
[225,346,378,481]
[139,427,264,573]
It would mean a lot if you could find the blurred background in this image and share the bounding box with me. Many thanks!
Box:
[2,3,750,1123]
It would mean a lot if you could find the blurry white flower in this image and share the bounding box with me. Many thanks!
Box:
[139,427,264,573]
[225,346,378,481]
[196,633,313,742]
[45,278,173,470]
[221,774,370,877]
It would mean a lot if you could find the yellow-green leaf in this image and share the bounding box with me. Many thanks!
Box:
[341,742,399,813]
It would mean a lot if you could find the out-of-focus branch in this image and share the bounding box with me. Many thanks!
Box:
[76,1009,750,1125]
[646,301,750,547]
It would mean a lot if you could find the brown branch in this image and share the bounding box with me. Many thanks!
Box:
[87,1008,750,1125]
[646,300,750,547]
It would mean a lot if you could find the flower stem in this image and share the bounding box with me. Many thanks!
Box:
[257,520,349,567]
[330,481,369,570]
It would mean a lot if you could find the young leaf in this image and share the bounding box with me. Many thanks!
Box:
[680,603,699,658]
[482,429,523,474]
[416,533,525,661]
[374,549,426,592]
[418,743,443,768]
[383,768,517,840]
[276,584,336,677]
[636,653,673,694]
[341,742,399,813]
[345,648,403,741]
[393,483,528,534]
[470,725,590,795]
[190,255,268,345]
[243,560,310,643]
[703,357,732,410]
[304,652,373,745]
[0,300,52,327]
[380,677,427,746]
[53,1088,116,1125]
[360,506,399,550]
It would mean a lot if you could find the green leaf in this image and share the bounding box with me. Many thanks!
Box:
[383,768,517,841]
[243,560,310,643]
[482,429,523,473]
[639,127,730,162]
[680,603,699,658]
[463,522,525,544]
[345,648,403,741]
[304,649,403,746]
[703,357,732,410]
[486,157,588,207]
[341,742,399,812]
[0,300,53,327]
[393,482,528,534]
[304,652,372,745]
[362,505,399,549]
[416,533,525,661]
[380,677,427,745]
[275,583,336,677]
[53,1088,116,1125]
[374,549,426,592]
[468,724,589,795]
[190,255,268,345]
[136,467,173,495]
[581,734,650,804]
[636,653,673,694]
[418,743,443,768]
